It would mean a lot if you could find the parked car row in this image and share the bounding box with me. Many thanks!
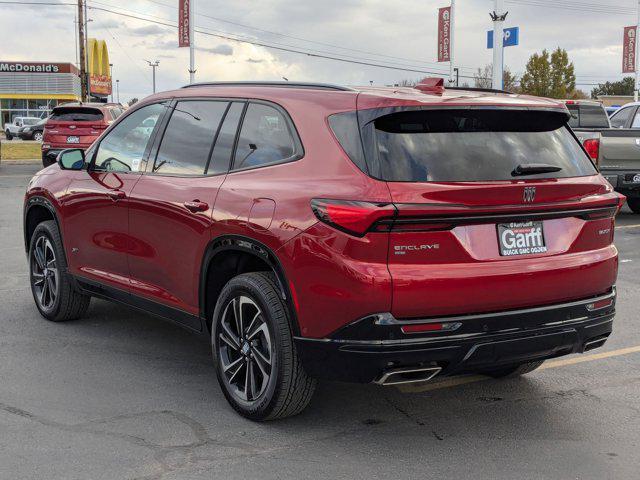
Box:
[4,116,41,140]
[25,80,622,420]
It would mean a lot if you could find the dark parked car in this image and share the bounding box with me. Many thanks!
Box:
[18,117,47,141]
[24,80,622,420]
[41,102,124,167]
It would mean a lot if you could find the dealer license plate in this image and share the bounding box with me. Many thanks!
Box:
[497,221,547,256]
[67,136,80,144]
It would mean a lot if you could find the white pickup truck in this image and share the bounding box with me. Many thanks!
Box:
[4,116,41,140]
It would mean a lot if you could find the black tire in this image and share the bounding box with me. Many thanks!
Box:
[627,198,640,214]
[5,131,12,140]
[483,360,544,379]
[211,272,316,421]
[33,131,43,142]
[28,220,90,322]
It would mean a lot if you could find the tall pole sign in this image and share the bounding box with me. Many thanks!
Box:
[437,4,455,85]
[490,0,508,90]
[623,26,636,74]
[178,0,195,83]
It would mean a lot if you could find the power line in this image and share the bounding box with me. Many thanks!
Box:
[87,4,488,80]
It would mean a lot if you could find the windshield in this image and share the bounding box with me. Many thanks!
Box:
[23,118,39,125]
[50,107,103,122]
[354,108,597,182]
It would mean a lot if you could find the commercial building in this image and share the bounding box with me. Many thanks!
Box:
[0,61,82,125]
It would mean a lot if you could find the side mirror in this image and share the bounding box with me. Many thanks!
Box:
[57,149,86,170]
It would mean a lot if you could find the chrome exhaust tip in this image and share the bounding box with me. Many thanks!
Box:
[374,366,442,386]
[583,336,607,352]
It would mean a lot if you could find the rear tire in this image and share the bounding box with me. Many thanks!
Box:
[33,131,43,142]
[627,198,640,214]
[212,272,316,421]
[5,130,12,140]
[29,220,90,322]
[483,360,544,378]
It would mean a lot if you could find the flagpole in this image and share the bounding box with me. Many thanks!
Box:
[189,0,195,84]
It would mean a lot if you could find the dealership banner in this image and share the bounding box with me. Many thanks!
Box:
[178,0,190,47]
[437,6,451,63]
[623,26,636,73]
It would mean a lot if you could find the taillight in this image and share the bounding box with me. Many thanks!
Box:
[583,138,600,162]
[310,199,396,236]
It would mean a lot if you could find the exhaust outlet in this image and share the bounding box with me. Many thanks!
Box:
[583,336,607,352]
[375,366,442,386]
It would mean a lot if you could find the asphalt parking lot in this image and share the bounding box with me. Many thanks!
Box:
[1,162,639,480]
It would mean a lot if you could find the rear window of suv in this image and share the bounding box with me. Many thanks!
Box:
[336,108,597,182]
[50,107,103,122]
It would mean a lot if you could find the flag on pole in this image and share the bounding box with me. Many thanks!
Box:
[623,26,636,73]
[178,0,190,47]
[437,6,451,63]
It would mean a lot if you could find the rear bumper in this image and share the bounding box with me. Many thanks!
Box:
[295,289,616,383]
[601,169,640,197]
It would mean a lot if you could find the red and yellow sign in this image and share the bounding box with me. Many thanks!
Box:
[88,38,112,96]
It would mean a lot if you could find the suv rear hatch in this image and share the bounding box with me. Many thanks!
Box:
[44,106,106,147]
[341,105,621,319]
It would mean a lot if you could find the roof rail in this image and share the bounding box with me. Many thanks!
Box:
[447,86,513,95]
[181,81,354,91]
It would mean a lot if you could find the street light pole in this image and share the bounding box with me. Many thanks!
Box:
[491,0,507,90]
[189,0,195,83]
[109,63,113,102]
[116,79,120,104]
[633,0,640,102]
[146,60,160,93]
[449,0,456,86]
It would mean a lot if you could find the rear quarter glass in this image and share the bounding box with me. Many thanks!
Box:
[345,108,598,182]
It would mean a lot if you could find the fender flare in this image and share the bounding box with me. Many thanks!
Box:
[199,234,300,336]
[23,195,65,260]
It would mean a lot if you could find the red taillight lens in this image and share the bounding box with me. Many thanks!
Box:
[401,321,461,334]
[311,199,396,236]
[583,138,600,162]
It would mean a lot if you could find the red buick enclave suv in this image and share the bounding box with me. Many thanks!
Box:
[23,80,623,420]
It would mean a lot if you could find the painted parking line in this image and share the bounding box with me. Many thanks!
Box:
[397,345,640,393]
[616,224,640,229]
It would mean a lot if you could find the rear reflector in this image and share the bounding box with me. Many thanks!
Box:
[310,199,396,236]
[583,138,600,162]
[586,298,614,311]
[401,321,461,334]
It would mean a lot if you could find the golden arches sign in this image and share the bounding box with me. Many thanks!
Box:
[88,38,112,96]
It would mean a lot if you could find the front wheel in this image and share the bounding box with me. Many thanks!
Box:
[33,131,43,142]
[212,272,316,421]
[29,220,90,322]
[5,130,12,140]
[627,198,640,214]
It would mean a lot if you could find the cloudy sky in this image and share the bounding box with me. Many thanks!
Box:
[0,0,636,102]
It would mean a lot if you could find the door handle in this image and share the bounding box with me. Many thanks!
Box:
[183,200,209,212]
[107,190,126,201]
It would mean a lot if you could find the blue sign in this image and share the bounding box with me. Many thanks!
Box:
[487,27,519,48]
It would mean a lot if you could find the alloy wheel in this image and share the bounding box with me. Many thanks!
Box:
[217,295,273,402]
[31,236,59,311]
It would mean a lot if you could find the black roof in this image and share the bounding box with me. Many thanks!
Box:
[181,81,354,92]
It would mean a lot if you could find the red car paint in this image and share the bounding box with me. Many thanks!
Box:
[25,83,622,343]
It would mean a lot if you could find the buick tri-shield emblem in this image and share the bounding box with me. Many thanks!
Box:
[523,186,536,203]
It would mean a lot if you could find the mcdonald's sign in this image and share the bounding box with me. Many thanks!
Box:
[88,38,112,96]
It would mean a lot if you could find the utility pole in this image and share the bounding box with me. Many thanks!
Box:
[77,0,88,101]
[83,0,90,101]
[633,0,640,102]
[490,0,507,90]
[116,79,120,104]
[188,0,195,83]
[146,60,160,93]
[449,0,456,86]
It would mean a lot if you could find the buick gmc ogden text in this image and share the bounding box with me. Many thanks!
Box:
[23,79,623,420]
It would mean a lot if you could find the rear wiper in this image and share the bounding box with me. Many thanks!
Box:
[512,163,562,176]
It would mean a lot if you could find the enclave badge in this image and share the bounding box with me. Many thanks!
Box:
[523,186,536,203]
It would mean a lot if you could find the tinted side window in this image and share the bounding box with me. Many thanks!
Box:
[208,102,244,175]
[233,103,297,170]
[610,106,634,128]
[153,100,228,175]
[94,103,165,172]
